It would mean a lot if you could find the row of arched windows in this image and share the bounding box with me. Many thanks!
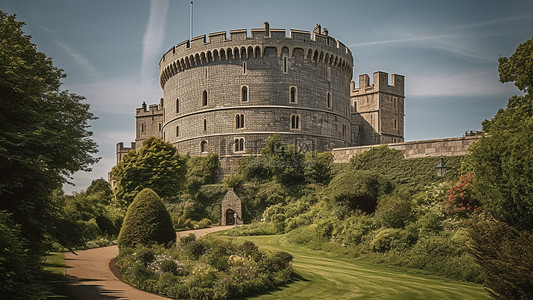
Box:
[175,87,334,110]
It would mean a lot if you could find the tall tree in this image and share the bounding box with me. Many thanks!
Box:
[0,11,98,259]
[111,137,187,207]
[469,37,533,230]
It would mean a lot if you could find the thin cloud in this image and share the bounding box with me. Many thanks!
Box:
[464,14,533,29]
[349,33,456,47]
[57,41,102,79]
[141,0,170,96]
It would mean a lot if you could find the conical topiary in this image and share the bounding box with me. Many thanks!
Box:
[118,188,176,249]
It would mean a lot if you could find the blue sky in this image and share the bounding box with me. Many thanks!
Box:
[2,0,532,193]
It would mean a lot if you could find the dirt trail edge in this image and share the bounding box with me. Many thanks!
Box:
[65,225,235,300]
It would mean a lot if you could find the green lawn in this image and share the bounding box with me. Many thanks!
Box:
[39,252,72,299]
[221,234,490,300]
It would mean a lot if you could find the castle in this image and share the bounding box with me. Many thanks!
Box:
[115,23,405,174]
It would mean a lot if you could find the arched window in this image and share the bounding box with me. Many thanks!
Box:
[290,114,300,130]
[203,118,207,131]
[234,138,245,152]
[176,125,179,137]
[241,86,248,102]
[326,92,332,109]
[200,140,207,153]
[176,98,179,113]
[202,90,208,106]
[353,100,358,112]
[289,86,297,104]
[235,114,245,129]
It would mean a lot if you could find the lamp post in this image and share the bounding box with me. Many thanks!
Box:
[436,157,447,178]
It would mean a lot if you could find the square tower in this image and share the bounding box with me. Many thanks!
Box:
[350,71,405,145]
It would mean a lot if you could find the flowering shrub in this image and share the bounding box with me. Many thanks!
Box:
[443,174,479,217]
[117,237,293,299]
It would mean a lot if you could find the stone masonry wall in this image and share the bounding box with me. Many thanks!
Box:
[332,135,481,163]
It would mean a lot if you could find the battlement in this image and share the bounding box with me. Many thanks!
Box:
[135,99,164,117]
[159,23,353,88]
[350,71,404,96]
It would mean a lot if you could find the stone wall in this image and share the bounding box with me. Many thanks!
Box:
[220,188,243,225]
[332,135,481,163]
[160,23,353,159]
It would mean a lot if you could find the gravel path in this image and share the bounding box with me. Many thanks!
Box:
[64,226,234,300]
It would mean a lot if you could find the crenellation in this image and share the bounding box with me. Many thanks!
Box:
[190,34,206,47]
[229,29,247,40]
[290,29,311,40]
[269,29,286,38]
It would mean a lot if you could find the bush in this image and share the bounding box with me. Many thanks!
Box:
[370,228,403,252]
[328,170,394,214]
[375,195,413,228]
[118,188,176,249]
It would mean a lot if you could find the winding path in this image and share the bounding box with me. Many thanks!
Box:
[64,226,234,300]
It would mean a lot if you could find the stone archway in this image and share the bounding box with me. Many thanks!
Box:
[226,209,235,225]
[220,188,243,225]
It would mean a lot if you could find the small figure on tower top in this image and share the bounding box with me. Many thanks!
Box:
[313,24,321,35]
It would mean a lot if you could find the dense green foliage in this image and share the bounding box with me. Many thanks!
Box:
[0,10,98,256]
[328,170,394,213]
[0,12,98,297]
[112,137,187,207]
[468,95,532,230]
[185,153,219,195]
[117,236,293,299]
[463,36,533,299]
[468,218,533,299]
[350,146,464,192]
[118,188,176,249]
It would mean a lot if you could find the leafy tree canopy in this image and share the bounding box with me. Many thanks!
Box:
[498,37,533,94]
[469,37,533,230]
[0,11,98,257]
[111,137,187,207]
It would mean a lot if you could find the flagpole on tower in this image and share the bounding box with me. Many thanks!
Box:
[190,1,193,41]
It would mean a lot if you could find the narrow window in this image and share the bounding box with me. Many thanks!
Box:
[202,90,208,106]
[201,140,207,153]
[326,92,332,109]
[141,123,145,132]
[203,118,207,131]
[393,97,398,110]
[242,62,246,74]
[283,56,288,73]
[205,68,208,79]
[342,124,347,138]
[289,86,297,104]
[327,67,331,81]
[290,114,300,130]
[394,119,397,129]
[176,98,179,113]
[235,114,245,128]
[176,125,179,137]
[234,138,245,152]
[353,100,357,112]
[241,86,248,102]
[158,122,162,131]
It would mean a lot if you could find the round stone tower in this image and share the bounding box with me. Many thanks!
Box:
[159,23,353,173]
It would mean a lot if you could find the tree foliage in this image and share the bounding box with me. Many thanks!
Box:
[468,217,533,299]
[118,188,176,249]
[498,37,533,94]
[185,153,219,195]
[0,11,98,259]
[328,170,394,214]
[111,137,187,207]
[469,37,533,230]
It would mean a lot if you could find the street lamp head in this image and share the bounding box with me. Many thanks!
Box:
[436,157,447,178]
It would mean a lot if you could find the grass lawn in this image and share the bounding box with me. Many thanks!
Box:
[39,252,72,299]
[219,234,490,300]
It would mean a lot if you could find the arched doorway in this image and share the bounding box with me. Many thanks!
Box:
[226,209,235,225]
